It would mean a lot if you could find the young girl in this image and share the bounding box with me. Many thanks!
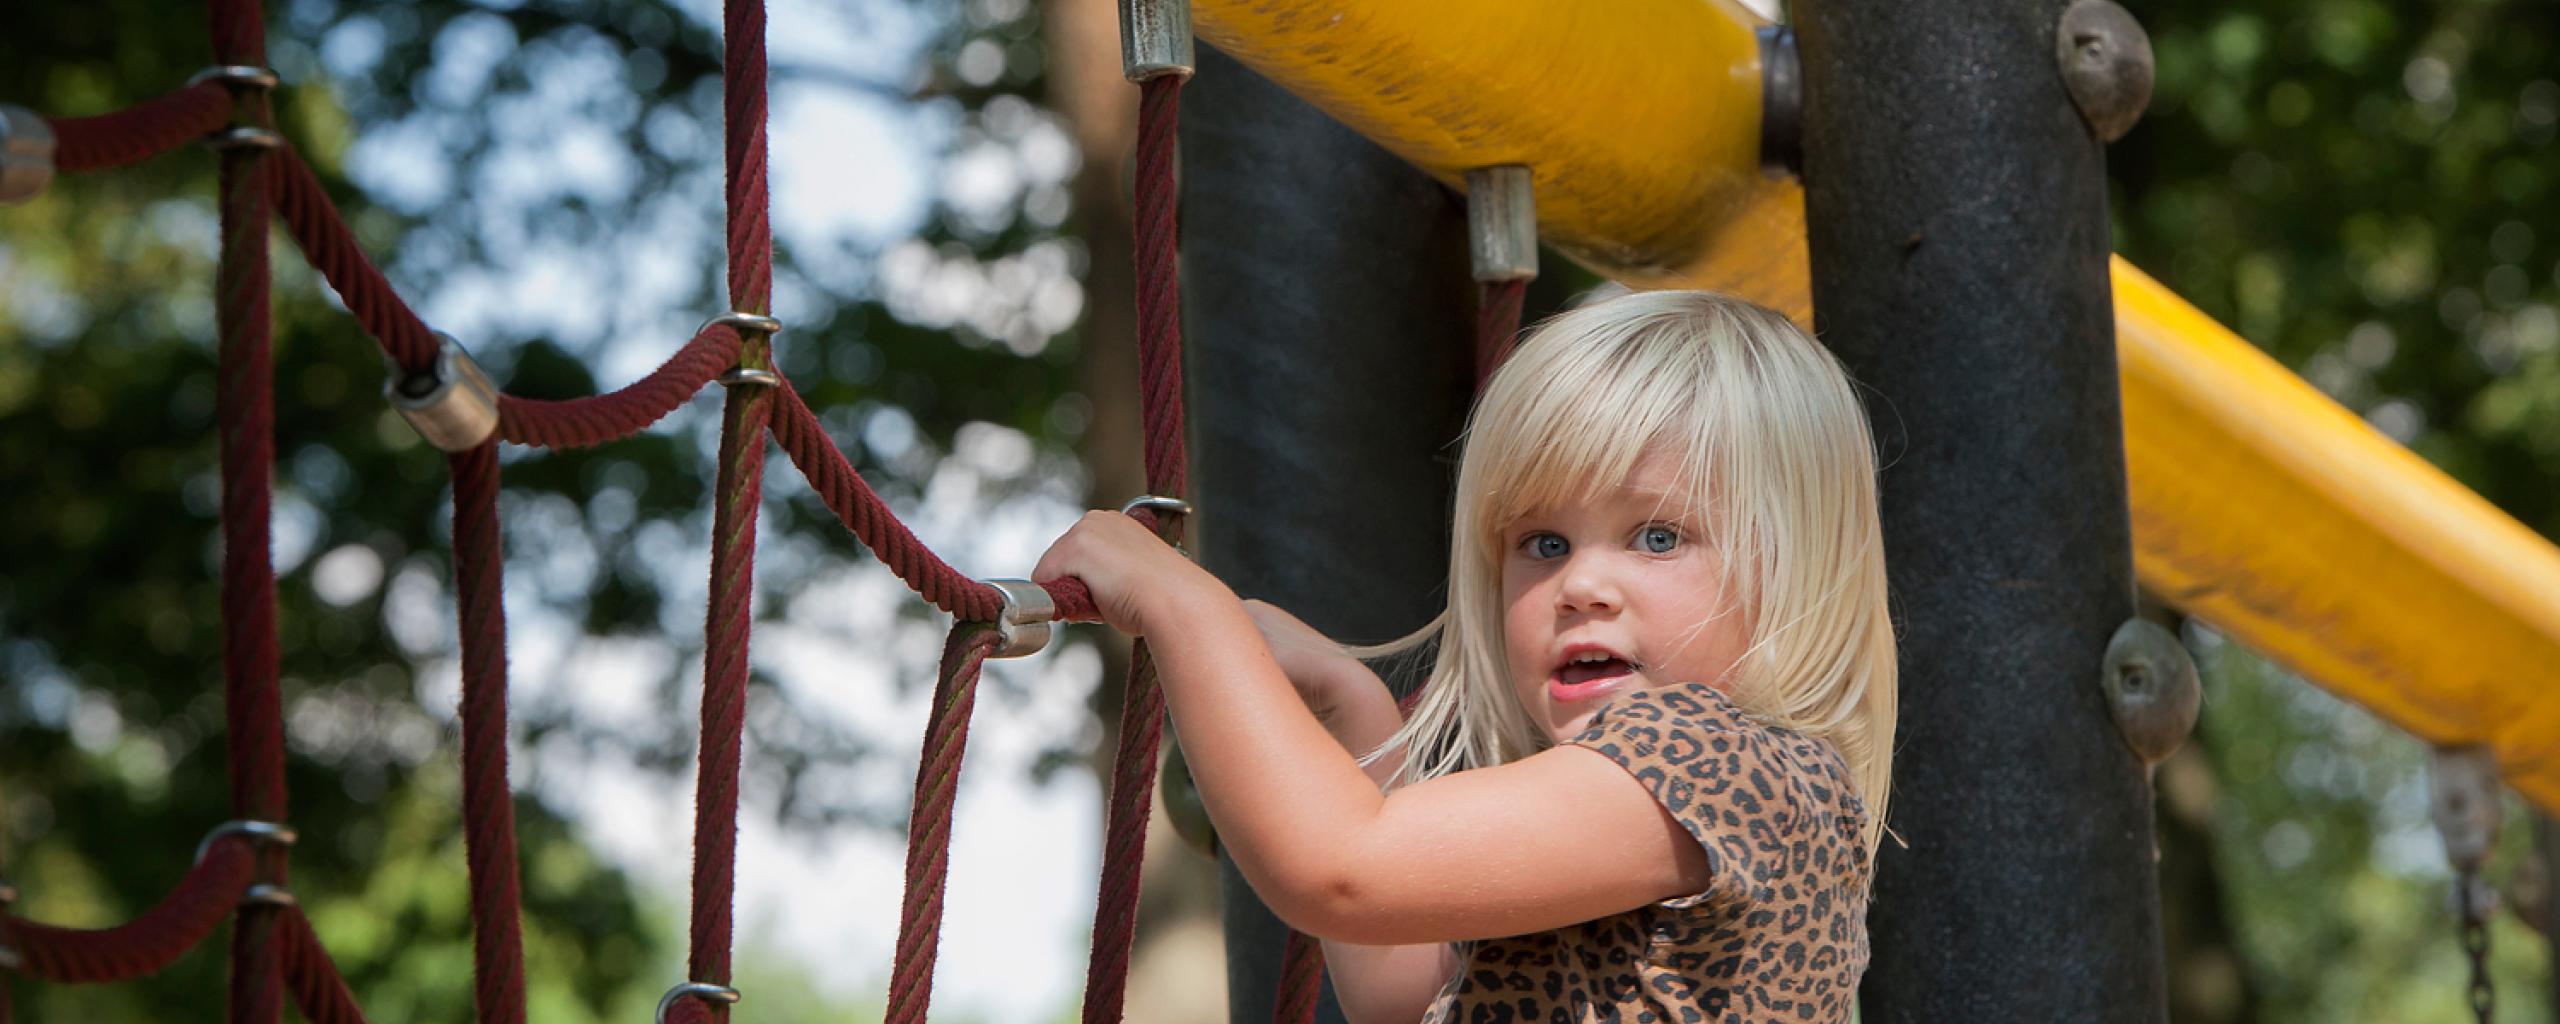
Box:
[1034,290,1896,1022]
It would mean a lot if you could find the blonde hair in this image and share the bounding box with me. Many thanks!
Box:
[1362,289,1898,856]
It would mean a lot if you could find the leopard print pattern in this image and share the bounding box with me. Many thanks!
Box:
[1419,681,1871,1023]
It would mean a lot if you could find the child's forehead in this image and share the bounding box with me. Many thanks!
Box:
[1502,461,1704,522]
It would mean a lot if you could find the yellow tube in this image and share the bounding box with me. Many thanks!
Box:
[1189,0,1813,321]
[1193,0,2560,808]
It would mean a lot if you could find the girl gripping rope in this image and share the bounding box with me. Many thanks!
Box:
[1034,290,1898,1023]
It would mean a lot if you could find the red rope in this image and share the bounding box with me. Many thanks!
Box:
[681,0,779,1010]
[47,82,235,173]
[1079,71,1190,1024]
[882,624,1002,1023]
[205,1,290,1012]
[0,840,257,983]
[262,147,439,373]
[450,442,528,1023]
[1273,929,1324,1024]
[498,325,745,449]
[276,908,370,1024]
[1473,279,1527,390]
[765,382,1006,619]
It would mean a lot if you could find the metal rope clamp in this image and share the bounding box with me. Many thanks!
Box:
[0,104,57,207]
[387,333,502,451]
[1117,0,1195,81]
[1465,166,1538,284]
[191,65,286,153]
[705,313,783,389]
[196,819,300,863]
[655,981,742,1023]
[983,578,1056,659]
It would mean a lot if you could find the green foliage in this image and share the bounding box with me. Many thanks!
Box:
[2115,0,2558,1018]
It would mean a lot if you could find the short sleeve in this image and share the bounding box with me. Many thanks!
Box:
[1564,681,1796,910]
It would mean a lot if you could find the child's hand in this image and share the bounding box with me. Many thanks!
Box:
[1030,509,1215,636]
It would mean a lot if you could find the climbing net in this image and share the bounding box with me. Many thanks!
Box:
[0,0,1542,1021]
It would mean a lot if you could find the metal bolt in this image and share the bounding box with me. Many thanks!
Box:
[655,981,742,1024]
[2099,617,2199,766]
[2056,0,2154,143]
[984,578,1056,659]
[1466,166,1538,284]
[387,333,502,452]
[1118,0,1195,82]
[0,105,58,206]
[2430,745,2503,873]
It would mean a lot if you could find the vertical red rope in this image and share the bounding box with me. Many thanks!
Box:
[684,1,776,1006]
[1080,72,1190,1024]
[208,0,287,1019]
[450,442,527,1023]
[1473,279,1528,390]
[882,625,1002,1023]
[276,908,372,1024]
[1272,929,1324,1024]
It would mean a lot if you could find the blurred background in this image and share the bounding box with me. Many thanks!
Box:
[0,0,2553,1020]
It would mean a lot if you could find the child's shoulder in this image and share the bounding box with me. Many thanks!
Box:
[1567,680,1866,848]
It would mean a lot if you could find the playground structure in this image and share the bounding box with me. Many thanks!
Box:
[0,0,2552,1021]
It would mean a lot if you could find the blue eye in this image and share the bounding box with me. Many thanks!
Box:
[1524,533,1569,559]
[1638,525,1680,553]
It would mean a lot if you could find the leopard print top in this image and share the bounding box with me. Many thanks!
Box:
[1419,681,1871,1023]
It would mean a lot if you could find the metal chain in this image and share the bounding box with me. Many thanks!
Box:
[2456,871,2493,1024]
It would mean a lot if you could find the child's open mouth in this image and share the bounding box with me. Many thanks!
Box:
[1550,653,1639,702]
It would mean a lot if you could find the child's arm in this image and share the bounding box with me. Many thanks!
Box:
[1035,514,1716,947]
[1241,600,1460,1022]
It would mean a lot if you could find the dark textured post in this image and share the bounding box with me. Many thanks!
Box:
[1180,44,1476,1023]
[1793,0,2168,1020]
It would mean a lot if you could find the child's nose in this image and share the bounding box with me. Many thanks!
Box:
[1555,555,1622,613]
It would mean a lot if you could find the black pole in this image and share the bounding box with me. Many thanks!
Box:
[1794,0,2169,1020]
[1179,45,1478,1023]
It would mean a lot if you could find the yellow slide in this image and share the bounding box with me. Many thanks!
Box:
[1192,0,2560,809]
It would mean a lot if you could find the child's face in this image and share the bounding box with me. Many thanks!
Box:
[1498,449,1752,741]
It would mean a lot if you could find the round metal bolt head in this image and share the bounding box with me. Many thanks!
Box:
[2100,618,2199,766]
[1,105,59,206]
[2057,0,2154,143]
[2429,745,2502,872]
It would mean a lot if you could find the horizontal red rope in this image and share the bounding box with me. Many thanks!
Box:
[0,840,256,984]
[47,81,234,173]
[276,908,370,1024]
[496,325,745,449]
[260,145,439,372]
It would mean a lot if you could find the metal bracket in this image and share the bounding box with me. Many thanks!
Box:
[2430,745,2503,873]
[1465,166,1538,284]
[717,367,781,389]
[386,333,502,452]
[205,127,285,151]
[187,65,282,91]
[197,819,300,863]
[242,883,297,909]
[2099,617,2199,766]
[655,981,742,1023]
[1117,0,1195,81]
[0,105,58,206]
[984,578,1057,659]
[1757,25,1803,177]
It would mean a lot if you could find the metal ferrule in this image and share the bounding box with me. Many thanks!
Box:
[387,333,502,452]
[704,311,783,338]
[1757,25,1802,177]
[197,819,300,862]
[242,883,297,909]
[656,982,742,1023]
[718,366,781,388]
[205,127,284,152]
[1465,166,1538,283]
[0,105,58,206]
[187,65,282,91]
[1118,0,1196,81]
[2429,746,2503,872]
[984,578,1056,659]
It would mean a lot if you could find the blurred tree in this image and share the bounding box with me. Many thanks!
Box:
[2111,0,2557,1019]
[2,0,1090,1017]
